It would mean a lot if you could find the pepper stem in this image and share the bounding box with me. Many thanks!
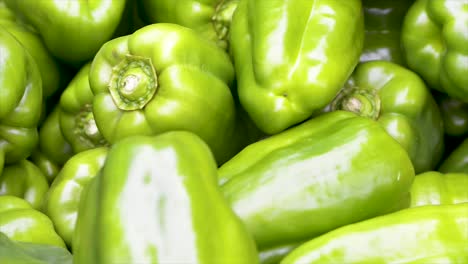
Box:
[212,0,239,49]
[331,87,381,120]
[110,55,157,110]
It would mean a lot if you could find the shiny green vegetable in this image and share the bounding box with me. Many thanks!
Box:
[220,111,415,250]
[73,131,258,263]
[138,0,238,50]
[0,196,66,248]
[435,91,468,137]
[230,0,364,134]
[44,147,108,248]
[410,171,468,207]
[0,232,72,264]
[89,23,237,164]
[281,204,468,263]
[59,63,108,153]
[3,0,127,65]
[0,160,48,210]
[402,0,468,101]
[327,60,444,173]
[439,137,468,173]
[0,27,42,175]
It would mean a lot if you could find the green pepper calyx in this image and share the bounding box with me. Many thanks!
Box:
[75,104,108,148]
[110,55,158,110]
[212,0,238,50]
[331,87,381,120]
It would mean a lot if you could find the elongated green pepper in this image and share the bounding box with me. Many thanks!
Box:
[73,131,258,263]
[281,204,468,263]
[327,61,444,173]
[44,147,108,248]
[0,160,48,210]
[439,137,468,173]
[59,64,108,153]
[230,0,364,134]
[219,111,415,250]
[139,0,238,50]
[0,27,42,175]
[402,0,468,101]
[89,23,237,164]
[410,171,468,207]
[0,196,66,248]
[3,0,127,65]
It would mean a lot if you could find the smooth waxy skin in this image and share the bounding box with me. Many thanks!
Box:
[439,138,468,173]
[0,27,42,175]
[73,132,258,264]
[60,64,108,153]
[4,0,126,65]
[361,0,414,64]
[329,61,444,173]
[402,0,468,101]
[231,0,364,134]
[30,108,74,182]
[435,92,468,137]
[0,2,61,98]
[0,196,66,248]
[410,171,468,207]
[139,0,238,50]
[44,147,108,247]
[0,160,49,210]
[281,204,468,263]
[220,111,415,249]
[89,23,237,164]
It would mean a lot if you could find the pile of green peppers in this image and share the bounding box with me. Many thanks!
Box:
[0,0,467,263]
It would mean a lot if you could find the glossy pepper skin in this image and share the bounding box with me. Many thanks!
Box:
[3,0,127,65]
[219,111,415,250]
[0,160,48,210]
[402,0,468,101]
[44,147,108,248]
[59,64,108,154]
[0,27,42,175]
[73,132,259,264]
[138,0,238,50]
[0,196,66,248]
[89,23,237,164]
[410,171,468,207]
[230,0,364,134]
[0,232,72,264]
[30,108,74,182]
[360,0,414,64]
[327,61,444,173]
[281,204,468,263]
[0,1,62,99]
[435,91,468,137]
[439,137,468,173]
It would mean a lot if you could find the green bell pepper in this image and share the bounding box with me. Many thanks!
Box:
[0,160,48,210]
[3,0,127,65]
[59,63,108,153]
[0,1,62,99]
[281,203,468,263]
[360,0,414,64]
[230,0,364,134]
[30,108,74,182]
[89,23,237,164]
[0,27,42,175]
[402,0,468,101]
[439,137,468,173]
[259,243,301,264]
[0,232,72,264]
[219,111,415,250]
[44,147,108,248]
[138,0,238,50]
[435,91,468,137]
[327,61,444,173]
[73,131,258,263]
[410,171,468,207]
[0,196,66,248]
